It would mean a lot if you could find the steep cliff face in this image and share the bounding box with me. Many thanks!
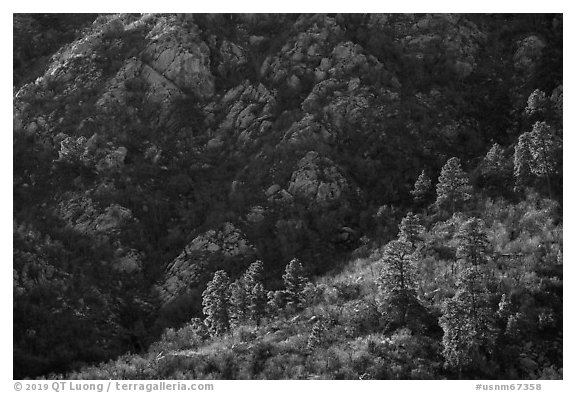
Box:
[13,13,562,378]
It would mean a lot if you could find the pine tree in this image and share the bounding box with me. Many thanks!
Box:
[528,121,559,197]
[514,122,560,197]
[248,282,267,326]
[307,319,326,351]
[525,89,549,117]
[514,133,532,192]
[377,239,418,326]
[482,143,511,193]
[411,170,432,203]
[440,218,496,375]
[455,218,492,318]
[282,259,309,311]
[456,218,490,267]
[440,273,496,376]
[483,143,506,176]
[435,157,472,213]
[398,212,424,250]
[229,280,248,328]
[455,267,492,317]
[439,293,480,374]
[230,260,266,327]
[244,260,264,291]
[202,270,231,336]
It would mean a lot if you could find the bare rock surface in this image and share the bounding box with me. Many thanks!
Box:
[288,151,349,207]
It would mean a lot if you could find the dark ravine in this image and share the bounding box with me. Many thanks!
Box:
[14,13,562,379]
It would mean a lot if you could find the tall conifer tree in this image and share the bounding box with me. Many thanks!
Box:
[202,270,232,336]
[436,157,472,213]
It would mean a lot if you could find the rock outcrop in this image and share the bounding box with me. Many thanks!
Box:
[56,132,128,173]
[214,81,277,149]
[14,13,215,139]
[58,194,134,238]
[282,114,333,147]
[217,40,248,76]
[112,248,142,273]
[246,206,266,223]
[159,223,255,304]
[288,151,350,207]
[143,16,214,99]
[260,15,345,88]
[399,13,486,79]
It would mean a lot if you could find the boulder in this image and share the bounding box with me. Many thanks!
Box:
[221,83,246,104]
[144,17,214,98]
[272,189,295,205]
[519,355,539,373]
[25,122,38,136]
[58,135,87,162]
[327,41,380,79]
[265,184,282,197]
[248,35,266,46]
[287,74,301,90]
[237,104,258,129]
[94,204,133,234]
[266,185,295,204]
[282,114,333,146]
[113,249,142,273]
[288,151,349,206]
[206,137,224,150]
[321,89,372,131]
[215,82,277,148]
[246,206,266,223]
[144,144,162,163]
[58,195,133,239]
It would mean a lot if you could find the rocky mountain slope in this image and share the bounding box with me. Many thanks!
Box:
[13,13,562,379]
